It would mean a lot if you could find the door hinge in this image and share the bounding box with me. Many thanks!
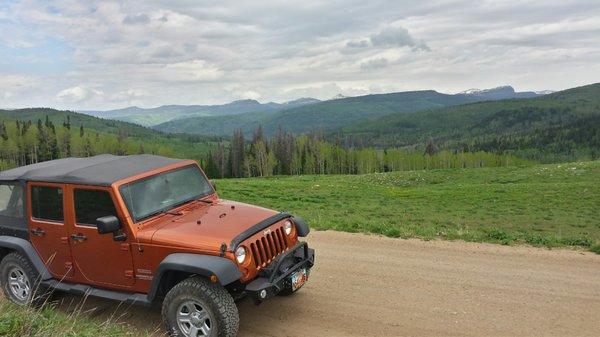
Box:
[120,243,130,251]
[61,237,69,245]
[125,270,134,278]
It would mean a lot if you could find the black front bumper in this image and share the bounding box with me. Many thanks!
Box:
[244,241,315,304]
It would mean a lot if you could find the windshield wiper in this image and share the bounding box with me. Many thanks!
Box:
[138,209,182,221]
[137,195,213,222]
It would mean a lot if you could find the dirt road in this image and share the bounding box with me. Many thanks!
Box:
[53,231,600,336]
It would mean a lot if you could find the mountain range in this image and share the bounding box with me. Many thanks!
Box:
[81,97,321,127]
[2,83,599,163]
[150,85,543,137]
[338,83,600,161]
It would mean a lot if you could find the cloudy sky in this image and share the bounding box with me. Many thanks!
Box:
[1,0,599,110]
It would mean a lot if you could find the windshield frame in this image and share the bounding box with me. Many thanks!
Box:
[118,164,214,223]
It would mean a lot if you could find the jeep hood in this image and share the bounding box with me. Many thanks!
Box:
[136,199,279,251]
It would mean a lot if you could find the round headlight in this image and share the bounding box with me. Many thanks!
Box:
[235,246,246,264]
[284,220,293,236]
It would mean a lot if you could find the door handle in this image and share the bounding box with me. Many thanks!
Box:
[31,228,45,236]
[70,234,87,242]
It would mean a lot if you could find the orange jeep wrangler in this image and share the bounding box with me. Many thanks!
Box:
[0,154,314,337]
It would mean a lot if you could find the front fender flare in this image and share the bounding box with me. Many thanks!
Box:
[147,253,242,302]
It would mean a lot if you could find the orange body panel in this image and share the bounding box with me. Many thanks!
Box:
[27,182,74,280]
[26,161,295,293]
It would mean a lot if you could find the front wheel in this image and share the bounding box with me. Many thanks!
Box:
[162,277,239,337]
[0,252,49,307]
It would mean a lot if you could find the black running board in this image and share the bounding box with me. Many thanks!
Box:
[42,279,152,306]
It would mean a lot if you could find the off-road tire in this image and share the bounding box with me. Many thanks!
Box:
[162,276,239,337]
[0,252,50,307]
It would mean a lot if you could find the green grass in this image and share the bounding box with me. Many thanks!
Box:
[0,299,144,336]
[217,161,600,251]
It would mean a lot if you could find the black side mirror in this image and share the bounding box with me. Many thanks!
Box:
[210,180,217,191]
[96,216,121,234]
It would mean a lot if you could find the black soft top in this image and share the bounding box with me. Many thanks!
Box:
[0,154,188,186]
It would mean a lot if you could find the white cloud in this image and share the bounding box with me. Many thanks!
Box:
[110,89,146,101]
[240,91,262,100]
[122,13,150,25]
[370,26,430,51]
[1,0,599,109]
[163,60,222,82]
[55,86,104,103]
[361,57,389,70]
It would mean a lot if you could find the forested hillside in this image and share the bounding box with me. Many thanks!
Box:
[0,108,523,179]
[338,83,600,162]
[202,127,530,179]
[0,108,223,170]
[153,86,541,137]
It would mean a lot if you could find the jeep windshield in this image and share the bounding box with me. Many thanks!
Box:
[119,165,214,222]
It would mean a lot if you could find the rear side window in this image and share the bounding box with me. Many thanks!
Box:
[74,189,118,226]
[31,186,63,222]
[0,183,24,218]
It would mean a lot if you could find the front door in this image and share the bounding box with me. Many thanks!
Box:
[28,182,74,280]
[66,185,135,288]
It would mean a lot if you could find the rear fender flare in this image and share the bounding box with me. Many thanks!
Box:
[147,253,242,302]
[0,236,52,280]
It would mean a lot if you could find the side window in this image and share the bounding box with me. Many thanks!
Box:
[0,183,24,218]
[74,189,118,226]
[31,186,64,222]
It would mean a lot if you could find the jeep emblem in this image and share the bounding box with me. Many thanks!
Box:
[263,228,272,236]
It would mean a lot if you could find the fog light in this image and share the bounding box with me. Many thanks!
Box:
[260,290,267,299]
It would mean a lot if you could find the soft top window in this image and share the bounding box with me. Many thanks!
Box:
[74,189,118,226]
[31,186,63,222]
[0,182,24,219]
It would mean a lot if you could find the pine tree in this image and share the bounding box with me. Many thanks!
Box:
[424,138,438,156]
[204,151,219,178]
[252,125,264,144]
[83,136,94,157]
[45,118,59,160]
[0,122,7,141]
[63,116,71,130]
[36,119,48,162]
[231,129,245,178]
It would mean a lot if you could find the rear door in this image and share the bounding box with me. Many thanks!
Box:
[27,182,74,279]
[66,185,135,288]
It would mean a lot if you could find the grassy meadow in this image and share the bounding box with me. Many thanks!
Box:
[218,160,600,252]
[0,299,146,337]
